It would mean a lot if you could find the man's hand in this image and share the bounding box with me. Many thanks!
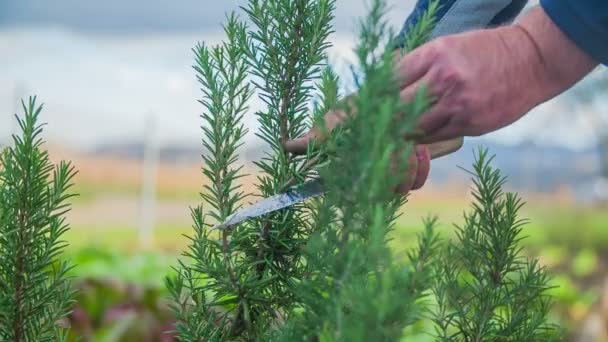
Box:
[282,106,437,194]
[399,6,597,144]
[285,6,597,193]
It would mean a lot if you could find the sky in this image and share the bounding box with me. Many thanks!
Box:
[0,0,602,150]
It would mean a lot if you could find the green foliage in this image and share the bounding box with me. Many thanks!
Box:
[168,0,560,341]
[168,2,337,340]
[396,0,439,52]
[194,13,253,223]
[431,150,560,341]
[168,14,252,340]
[272,1,439,340]
[0,97,76,341]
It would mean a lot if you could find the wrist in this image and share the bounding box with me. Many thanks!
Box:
[511,7,597,105]
[492,24,549,116]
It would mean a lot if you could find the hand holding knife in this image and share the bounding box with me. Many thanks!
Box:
[214,137,462,230]
[214,0,526,230]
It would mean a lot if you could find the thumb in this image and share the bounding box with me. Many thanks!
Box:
[283,128,320,155]
[283,109,348,155]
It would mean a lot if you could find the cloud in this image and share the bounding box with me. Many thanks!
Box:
[0,0,241,34]
[0,27,365,148]
[0,0,415,35]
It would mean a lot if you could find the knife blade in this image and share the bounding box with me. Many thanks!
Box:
[213,178,325,230]
[212,137,463,230]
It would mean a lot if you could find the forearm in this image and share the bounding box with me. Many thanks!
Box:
[511,7,598,106]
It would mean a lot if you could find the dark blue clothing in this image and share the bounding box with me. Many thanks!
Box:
[542,0,608,65]
[399,0,608,65]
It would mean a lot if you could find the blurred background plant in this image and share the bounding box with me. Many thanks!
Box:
[3,0,608,341]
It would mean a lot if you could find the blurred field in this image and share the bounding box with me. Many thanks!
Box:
[58,146,605,252]
[47,147,608,340]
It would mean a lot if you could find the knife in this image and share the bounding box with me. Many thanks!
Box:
[213,137,463,230]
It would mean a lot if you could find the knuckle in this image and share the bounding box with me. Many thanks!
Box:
[444,68,465,86]
[426,40,471,86]
[434,64,465,87]
[443,90,480,117]
[429,36,457,59]
[425,39,447,61]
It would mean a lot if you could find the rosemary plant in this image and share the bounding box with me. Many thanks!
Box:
[431,150,561,342]
[168,0,560,341]
[271,1,440,340]
[0,97,76,341]
[168,1,337,339]
[167,14,254,340]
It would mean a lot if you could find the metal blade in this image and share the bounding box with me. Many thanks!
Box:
[213,178,325,230]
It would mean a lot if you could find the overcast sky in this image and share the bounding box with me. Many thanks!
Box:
[0,0,412,34]
[0,0,599,150]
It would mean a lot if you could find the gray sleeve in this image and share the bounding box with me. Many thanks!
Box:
[396,0,528,44]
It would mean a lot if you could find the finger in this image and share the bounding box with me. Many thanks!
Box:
[416,105,451,139]
[399,72,434,106]
[282,128,319,155]
[398,74,438,141]
[283,109,348,155]
[394,144,431,194]
[395,150,419,194]
[395,46,434,89]
[427,137,464,159]
[418,120,462,144]
[412,145,431,190]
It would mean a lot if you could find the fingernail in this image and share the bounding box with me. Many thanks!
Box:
[412,146,431,190]
[415,145,430,162]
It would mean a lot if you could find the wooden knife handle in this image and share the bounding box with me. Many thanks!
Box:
[428,137,463,159]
